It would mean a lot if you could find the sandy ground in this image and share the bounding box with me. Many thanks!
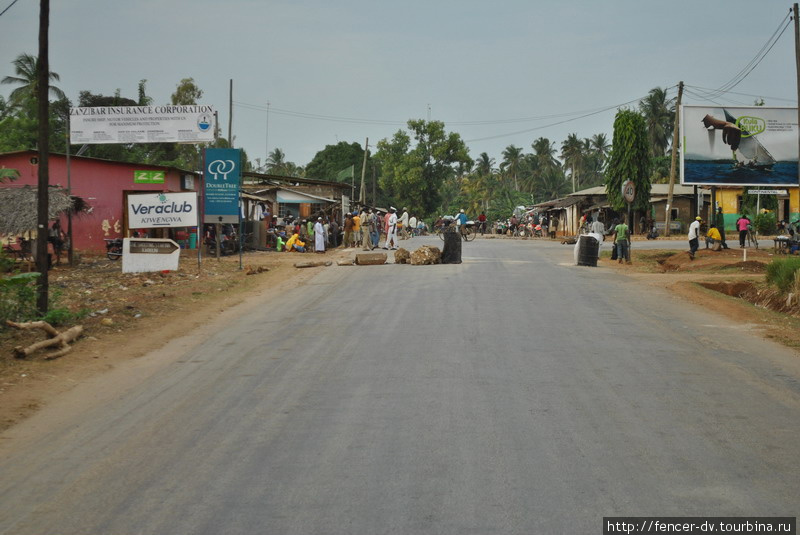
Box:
[1,240,798,435]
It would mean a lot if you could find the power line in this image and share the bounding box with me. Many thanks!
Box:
[693,13,791,101]
[0,0,21,18]
[683,84,795,104]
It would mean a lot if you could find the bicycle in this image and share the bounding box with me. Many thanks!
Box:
[746,227,759,250]
[438,221,476,242]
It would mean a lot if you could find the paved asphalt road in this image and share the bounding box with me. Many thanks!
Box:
[1,237,798,534]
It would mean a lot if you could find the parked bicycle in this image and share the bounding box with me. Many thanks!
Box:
[438,219,476,242]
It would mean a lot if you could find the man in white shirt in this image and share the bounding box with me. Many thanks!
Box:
[383,207,399,249]
[688,216,702,260]
[398,207,410,240]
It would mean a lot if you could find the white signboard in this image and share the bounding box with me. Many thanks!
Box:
[128,192,198,229]
[747,189,788,195]
[122,238,181,274]
[70,105,215,144]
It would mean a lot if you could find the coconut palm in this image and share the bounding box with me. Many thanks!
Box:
[639,87,675,157]
[532,137,559,170]
[500,145,524,192]
[560,133,583,192]
[1,53,66,106]
[590,133,611,166]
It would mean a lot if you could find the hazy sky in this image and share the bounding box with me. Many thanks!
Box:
[1,0,797,173]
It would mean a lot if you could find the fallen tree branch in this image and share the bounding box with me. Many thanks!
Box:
[6,320,83,360]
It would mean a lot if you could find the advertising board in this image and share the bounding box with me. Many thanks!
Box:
[681,105,798,187]
[70,105,215,145]
[128,192,198,229]
[203,148,241,224]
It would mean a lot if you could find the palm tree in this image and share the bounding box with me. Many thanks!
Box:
[590,133,611,166]
[532,137,559,170]
[1,53,66,106]
[560,133,583,192]
[639,87,675,157]
[500,145,524,192]
[266,148,287,174]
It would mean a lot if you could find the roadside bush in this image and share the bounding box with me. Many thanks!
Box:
[0,272,40,324]
[766,257,800,294]
[754,212,776,235]
[0,249,15,273]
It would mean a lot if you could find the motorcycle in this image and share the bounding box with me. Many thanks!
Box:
[105,238,123,260]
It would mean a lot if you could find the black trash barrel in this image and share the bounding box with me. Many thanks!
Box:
[577,235,599,267]
[441,230,462,264]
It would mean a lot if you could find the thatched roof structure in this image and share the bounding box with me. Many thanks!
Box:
[0,186,83,235]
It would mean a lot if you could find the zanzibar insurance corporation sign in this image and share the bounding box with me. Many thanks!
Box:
[204,148,241,224]
[70,105,215,144]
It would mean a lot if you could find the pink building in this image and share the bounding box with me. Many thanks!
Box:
[0,150,198,252]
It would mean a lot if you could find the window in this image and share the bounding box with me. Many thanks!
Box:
[670,208,679,221]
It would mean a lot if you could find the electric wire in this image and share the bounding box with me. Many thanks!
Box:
[0,0,20,18]
[692,14,791,101]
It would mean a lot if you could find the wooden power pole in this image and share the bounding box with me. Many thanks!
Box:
[36,0,50,314]
[664,81,684,237]
[359,138,369,205]
[794,4,800,197]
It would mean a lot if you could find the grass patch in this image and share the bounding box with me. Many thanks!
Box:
[766,257,800,293]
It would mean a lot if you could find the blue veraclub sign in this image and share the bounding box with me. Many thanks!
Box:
[204,148,241,224]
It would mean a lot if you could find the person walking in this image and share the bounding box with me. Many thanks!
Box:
[736,213,751,248]
[383,207,399,249]
[313,217,325,254]
[362,209,375,251]
[613,217,631,264]
[398,207,410,240]
[688,215,702,260]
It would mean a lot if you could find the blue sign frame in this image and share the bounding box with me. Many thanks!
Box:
[203,148,241,224]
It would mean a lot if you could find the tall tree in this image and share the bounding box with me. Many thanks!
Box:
[1,52,65,106]
[171,78,203,105]
[500,144,523,191]
[305,141,367,181]
[376,120,471,217]
[605,109,651,213]
[639,86,675,157]
[560,133,583,192]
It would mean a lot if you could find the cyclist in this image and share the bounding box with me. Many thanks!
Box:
[456,209,468,227]
[477,212,487,235]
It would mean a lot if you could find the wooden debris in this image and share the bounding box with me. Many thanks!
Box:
[410,245,442,265]
[294,261,333,268]
[245,265,270,275]
[394,248,411,264]
[337,260,354,266]
[355,252,387,265]
[6,320,84,360]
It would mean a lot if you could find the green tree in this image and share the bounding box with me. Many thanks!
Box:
[376,119,472,217]
[500,144,523,192]
[1,53,66,106]
[305,141,367,181]
[639,86,675,157]
[560,133,583,192]
[171,78,203,105]
[605,109,651,213]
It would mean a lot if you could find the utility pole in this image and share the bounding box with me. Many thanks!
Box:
[228,79,233,147]
[36,0,50,314]
[265,100,270,171]
[794,4,800,200]
[665,81,684,237]
[359,138,369,205]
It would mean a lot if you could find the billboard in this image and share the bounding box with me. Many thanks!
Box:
[128,192,198,228]
[203,148,241,224]
[681,105,799,187]
[70,105,215,144]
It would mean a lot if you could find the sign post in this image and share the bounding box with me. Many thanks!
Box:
[622,179,636,232]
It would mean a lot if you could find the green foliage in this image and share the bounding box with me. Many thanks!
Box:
[741,191,777,216]
[0,248,16,273]
[605,109,652,214]
[753,212,776,235]
[766,257,800,293]
[0,272,40,324]
[305,141,368,181]
[376,120,472,217]
[171,78,203,105]
[639,86,675,157]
